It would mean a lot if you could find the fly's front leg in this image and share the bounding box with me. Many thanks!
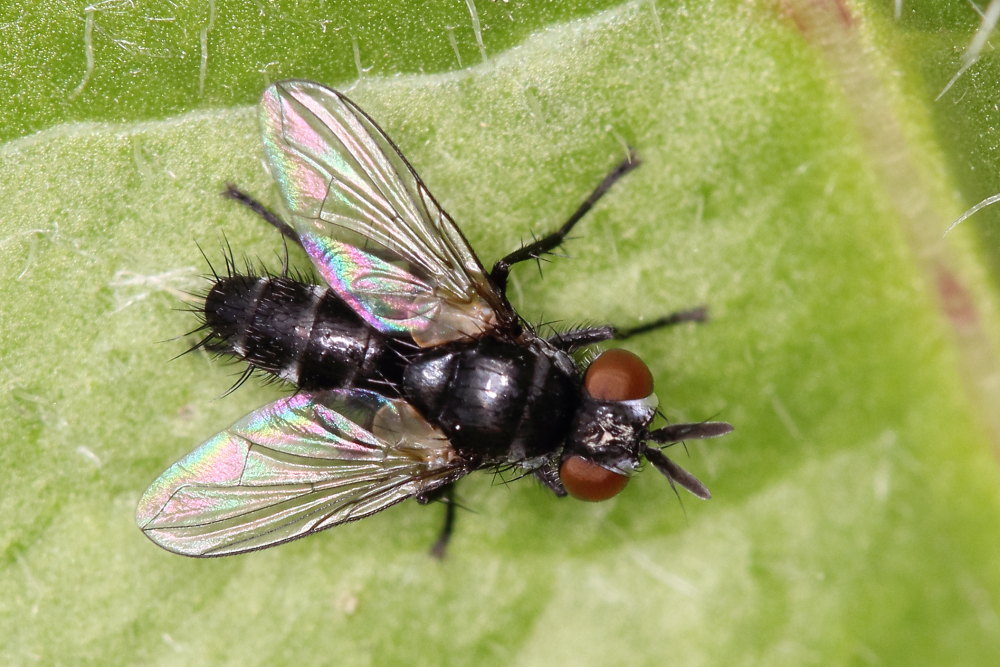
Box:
[533,461,567,497]
[547,307,707,352]
[546,326,617,353]
[613,306,708,339]
[489,149,641,295]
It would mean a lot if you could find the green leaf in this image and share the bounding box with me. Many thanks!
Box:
[4,1,1000,664]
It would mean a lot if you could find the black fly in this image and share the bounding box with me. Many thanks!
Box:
[136,80,732,557]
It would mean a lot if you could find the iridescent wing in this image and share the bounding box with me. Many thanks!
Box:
[259,79,510,347]
[136,390,467,557]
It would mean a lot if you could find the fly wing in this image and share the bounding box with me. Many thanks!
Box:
[259,79,511,346]
[136,390,467,557]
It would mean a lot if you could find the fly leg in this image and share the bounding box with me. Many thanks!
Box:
[223,185,298,243]
[547,306,707,352]
[489,149,641,295]
[222,185,300,274]
[533,461,567,497]
[417,483,458,559]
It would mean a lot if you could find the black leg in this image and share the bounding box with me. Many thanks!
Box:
[613,306,708,339]
[428,483,457,559]
[546,306,708,352]
[223,185,301,275]
[490,149,641,294]
[533,462,567,497]
[222,184,299,243]
[546,326,617,352]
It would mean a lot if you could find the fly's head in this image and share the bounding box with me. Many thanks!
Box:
[560,349,732,502]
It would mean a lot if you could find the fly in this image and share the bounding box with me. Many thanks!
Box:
[136,80,732,557]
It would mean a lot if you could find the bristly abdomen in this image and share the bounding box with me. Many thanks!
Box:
[201,275,389,390]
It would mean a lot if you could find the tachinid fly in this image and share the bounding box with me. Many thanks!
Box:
[136,80,732,557]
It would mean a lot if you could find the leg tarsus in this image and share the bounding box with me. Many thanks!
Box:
[490,149,640,294]
[546,307,708,352]
[613,306,708,340]
[222,185,300,246]
[222,185,300,275]
[428,483,457,560]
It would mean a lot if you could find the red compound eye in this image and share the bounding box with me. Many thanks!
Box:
[560,456,629,502]
[583,348,653,401]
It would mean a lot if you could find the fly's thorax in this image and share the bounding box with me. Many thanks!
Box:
[401,335,579,462]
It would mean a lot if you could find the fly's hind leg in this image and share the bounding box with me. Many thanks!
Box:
[417,483,458,559]
[222,185,300,274]
[489,149,641,295]
[223,185,298,243]
[547,306,708,353]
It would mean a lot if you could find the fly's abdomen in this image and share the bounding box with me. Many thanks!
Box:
[402,338,579,461]
[202,276,385,389]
